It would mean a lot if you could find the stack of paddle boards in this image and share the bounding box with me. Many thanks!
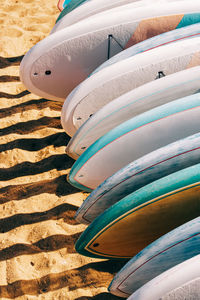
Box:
[20,0,200,298]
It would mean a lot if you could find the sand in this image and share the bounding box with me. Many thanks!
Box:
[0,1,125,299]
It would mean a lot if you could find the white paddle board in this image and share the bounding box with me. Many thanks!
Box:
[68,93,200,191]
[52,0,156,33]
[66,65,200,159]
[62,31,200,137]
[20,0,200,101]
[127,255,200,300]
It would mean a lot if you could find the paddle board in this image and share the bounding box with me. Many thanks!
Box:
[68,93,200,192]
[20,0,200,101]
[75,164,200,259]
[66,65,200,160]
[127,255,200,300]
[53,0,170,33]
[109,217,200,297]
[75,133,200,224]
[62,30,200,137]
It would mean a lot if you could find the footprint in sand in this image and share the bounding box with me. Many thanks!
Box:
[27,15,56,23]
[21,0,37,3]
[3,5,21,13]
[25,24,51,34]
[0,27,23,38]
[0,13,7,18]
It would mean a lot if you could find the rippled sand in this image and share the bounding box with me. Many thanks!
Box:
[0,0,125,299]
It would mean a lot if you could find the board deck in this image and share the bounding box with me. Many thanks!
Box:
[62,27,200,137]
[75,164,200,259]
[65,65,200,159]
[68,93,200,191]
[20,0,200,101]
[127,255,200,300]
[75,133,200,224]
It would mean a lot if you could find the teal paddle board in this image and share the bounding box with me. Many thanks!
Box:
[75,163,200,259]
[68,93,200,191]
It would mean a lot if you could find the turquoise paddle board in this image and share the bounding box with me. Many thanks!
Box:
[109,217,200,297]
[68,93,200,191]
[75,132,200,224]
[75,163,200,259]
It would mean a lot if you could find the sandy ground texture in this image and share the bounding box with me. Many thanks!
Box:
[0,0,126,299]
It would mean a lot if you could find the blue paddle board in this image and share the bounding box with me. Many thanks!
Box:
[75,132,200,224]
[128,255,200,300]
[109,217,200,297]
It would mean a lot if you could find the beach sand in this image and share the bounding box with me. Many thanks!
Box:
[0,0,125,299]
